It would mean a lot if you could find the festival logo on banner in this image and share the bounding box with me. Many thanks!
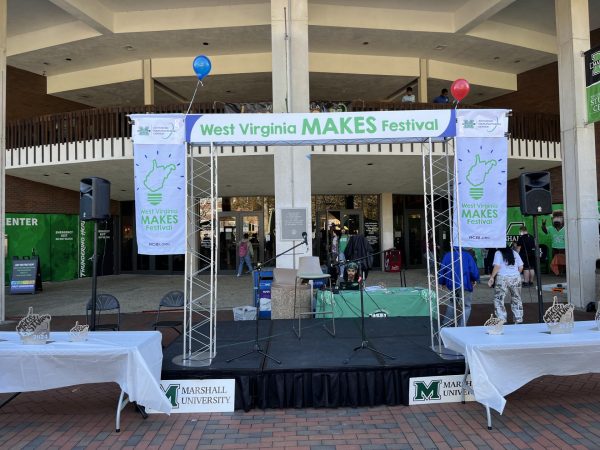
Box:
[456,109,508,138]
[455,137,508,248]
[132,115,186,255]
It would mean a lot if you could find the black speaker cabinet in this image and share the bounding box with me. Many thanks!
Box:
[519,171,552,215]
[80,177,111,221]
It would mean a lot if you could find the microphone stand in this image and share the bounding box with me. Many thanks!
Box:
[334,250,395,364]
[227,236,309,365]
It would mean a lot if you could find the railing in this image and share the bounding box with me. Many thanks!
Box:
[5,101,560,150]
[352,102,561,143]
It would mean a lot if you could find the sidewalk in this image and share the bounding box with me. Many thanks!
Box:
[3,269,570,319]
[2,373,600,449]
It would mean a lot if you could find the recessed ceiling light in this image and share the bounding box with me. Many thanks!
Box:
[514,59,521,63]
[43,62,50,66]
[203,42,209,46]
[225,184,232,187]
[518,167,525,170]
[43,174,49,177]
[123,45,135,51]
[121,189,127,192]
[362,41,369,45]
[347,183,353,186]
[434,45,447,50]
[367,163,373,166]
[225,90,232,93]
[65,58,72,61]
[63,172,70,175]
[493,56,500,60]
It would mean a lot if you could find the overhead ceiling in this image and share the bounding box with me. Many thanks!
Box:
[7,152,561,202]
[7,0,598,109]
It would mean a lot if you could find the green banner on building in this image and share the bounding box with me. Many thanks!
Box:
[5,213,81,283]
[50,215,79,281]
[584,45,600,123]
[79,220,114,278]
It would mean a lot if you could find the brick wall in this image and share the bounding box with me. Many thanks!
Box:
[483,29,600,206]
[7,66,87,121]
[6,175,119,216]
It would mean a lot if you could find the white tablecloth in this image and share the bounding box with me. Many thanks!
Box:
[441,321,600,414]
[0,331,172,414]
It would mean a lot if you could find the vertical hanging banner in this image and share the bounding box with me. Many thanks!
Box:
[584,45,600,124]
[455,109,509,248]
[131,114,186,255]
[454,136,508,247]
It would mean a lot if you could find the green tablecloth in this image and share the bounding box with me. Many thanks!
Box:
[316,287,435,318]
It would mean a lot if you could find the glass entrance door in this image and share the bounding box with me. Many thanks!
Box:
[218,216,237,271]
[316,209,363,265]
[217,212,263,273]
[406,210,425,267]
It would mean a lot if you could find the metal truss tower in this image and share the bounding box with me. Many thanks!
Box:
[177,144,218,366]
[422,138,465,354]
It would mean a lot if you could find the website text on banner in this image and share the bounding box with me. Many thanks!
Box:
[131,115,187,255]
[454,109,509,248]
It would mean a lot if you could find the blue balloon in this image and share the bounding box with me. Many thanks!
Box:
[192,55,212,80]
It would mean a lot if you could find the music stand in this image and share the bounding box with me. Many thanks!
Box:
[340,254,395,364]
[226,235,309,365]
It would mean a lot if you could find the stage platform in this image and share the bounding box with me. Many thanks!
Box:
[162,317,465,411]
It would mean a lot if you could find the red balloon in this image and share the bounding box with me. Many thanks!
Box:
[451,79,470,102]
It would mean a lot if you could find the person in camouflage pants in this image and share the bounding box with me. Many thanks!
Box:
[488,247,524,323]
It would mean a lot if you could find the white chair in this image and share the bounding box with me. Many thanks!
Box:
[293,256,335,339]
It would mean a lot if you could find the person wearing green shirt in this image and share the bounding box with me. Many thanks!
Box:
[338,229,349,282]
[542,210,566,275]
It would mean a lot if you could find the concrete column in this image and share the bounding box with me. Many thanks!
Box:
[0,0,6,323]
[418,59,428,103]
[555,0,599,308]
[380,193,394,268]
[271,0,312,268]
[143,59,154,105]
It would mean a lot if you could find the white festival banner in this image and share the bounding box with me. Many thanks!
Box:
[186,109,456,145]
[455,137,508,248]
[132,116,186,255]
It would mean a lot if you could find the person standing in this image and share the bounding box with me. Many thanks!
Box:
[487,247,524,323]
[338,229,349,280]
[432,88,449,104]
[438,247,480,326]
[515,225,536,287]
[343,233,373,280]
[401,86,415,103]
[236,233,254,277]
[541,210,566,275]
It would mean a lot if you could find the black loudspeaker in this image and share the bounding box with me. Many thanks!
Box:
[519,171,552,215]
[80,177,111,221]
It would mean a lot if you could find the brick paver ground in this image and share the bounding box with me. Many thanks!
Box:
[1,286,598,449]
[1,372,600,449]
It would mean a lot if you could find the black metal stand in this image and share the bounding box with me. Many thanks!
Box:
[533,216,545,323]
[90,221,99,331]
[340,254,395,364]
[226,239,308,365]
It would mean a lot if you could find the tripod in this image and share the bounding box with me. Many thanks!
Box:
[226,235,309,365]
[337,252,396,364]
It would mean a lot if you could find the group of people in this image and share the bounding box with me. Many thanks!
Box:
[438,225,538,327]
[328,225,374,289]
[399,87,451,104]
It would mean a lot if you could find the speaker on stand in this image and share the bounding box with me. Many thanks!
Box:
[519,171,551,322]
[80,177,111,331]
